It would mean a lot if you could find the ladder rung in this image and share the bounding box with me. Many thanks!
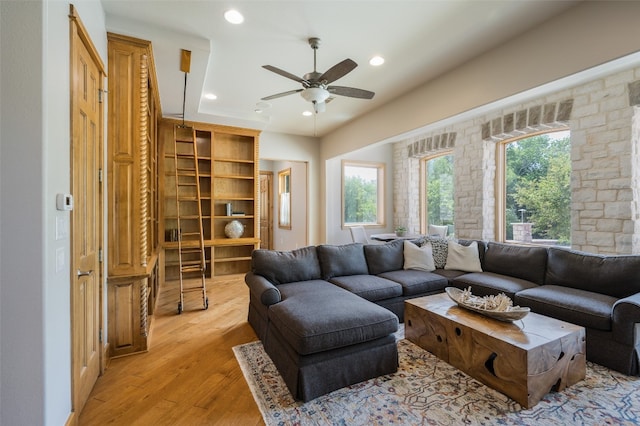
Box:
[181,266,204,273]
[182,286,205,293]
[180,251,203,257]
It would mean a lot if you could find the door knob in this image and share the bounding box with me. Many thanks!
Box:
[77,269,93,277]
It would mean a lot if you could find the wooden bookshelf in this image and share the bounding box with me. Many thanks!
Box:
[159,119,260,280]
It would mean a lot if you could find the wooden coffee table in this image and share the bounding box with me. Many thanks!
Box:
[405,293,586,408]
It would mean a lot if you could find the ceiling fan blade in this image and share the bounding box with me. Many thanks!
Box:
[262,65,308,85]
[327,85,375,99]
[319,59,357,84]
[261,89,303,101]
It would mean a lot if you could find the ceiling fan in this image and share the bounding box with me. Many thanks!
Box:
[261,37,375,114]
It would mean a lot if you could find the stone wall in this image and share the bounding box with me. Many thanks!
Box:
[394,65,640,254]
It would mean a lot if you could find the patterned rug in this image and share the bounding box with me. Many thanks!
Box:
[233,337,640,425]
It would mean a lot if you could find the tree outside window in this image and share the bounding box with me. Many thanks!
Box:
[422,153,455,235]
[503,130,570,245]
[342,161,385,226]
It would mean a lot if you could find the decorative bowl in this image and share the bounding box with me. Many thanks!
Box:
[445,287,530,322]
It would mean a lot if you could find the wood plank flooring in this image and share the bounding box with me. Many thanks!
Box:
[78,275,264,425]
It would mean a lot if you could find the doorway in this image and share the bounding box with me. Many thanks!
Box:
[259,172,273,249]
[69,5,105,415]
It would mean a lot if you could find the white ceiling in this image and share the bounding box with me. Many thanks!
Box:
[101,0,580,137]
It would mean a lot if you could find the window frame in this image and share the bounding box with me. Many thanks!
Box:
[496,128,571,244]
[420,151,454,235]
[341,160,386,228]
[278,168,291,229]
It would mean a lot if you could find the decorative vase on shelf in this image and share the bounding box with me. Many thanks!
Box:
[224,220,245,239]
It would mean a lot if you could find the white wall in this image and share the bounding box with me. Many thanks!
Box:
[260,131,320,244]
[0,1,107,424]
[321,2,640,159]
[319,1,640,244]
[271,161,308,250]
[326,143,394,244]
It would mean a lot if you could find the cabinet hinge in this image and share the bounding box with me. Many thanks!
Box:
[98,89,107,103]
[98,248,103,263]
[99,329,103,343]
[98,168,103,183]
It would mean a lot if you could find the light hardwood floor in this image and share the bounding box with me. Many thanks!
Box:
[78,275,264,425]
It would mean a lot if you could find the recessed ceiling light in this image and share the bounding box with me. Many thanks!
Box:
[204,93,217,100]
[369,56,385,66]
[224,9,244,24]
[302,111,313,117]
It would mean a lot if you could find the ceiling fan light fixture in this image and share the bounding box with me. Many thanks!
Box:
[301,87,330,104]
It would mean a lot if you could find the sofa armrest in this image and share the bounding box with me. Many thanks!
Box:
[245,272,281,306]
[612,292,640,344]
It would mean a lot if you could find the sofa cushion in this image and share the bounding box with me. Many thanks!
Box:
[515,285,616,331]
[317,243,369,280]
[452,271,539,300]
[329,275,402,301]
[268,280,398,355]
[546,247,640,299]
[483,242,548,285]
[403,241,436,271]
[364,239,404,275]
[378,269,448,296]
[251,246,321,285]
[432,268,469,282]
[445,241,482,272]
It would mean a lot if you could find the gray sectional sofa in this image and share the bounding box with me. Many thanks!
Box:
[245,238,640,401]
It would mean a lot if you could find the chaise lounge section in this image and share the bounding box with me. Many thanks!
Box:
[245,240,460,401]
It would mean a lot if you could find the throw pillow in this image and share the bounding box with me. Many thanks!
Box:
[423,236,449,269]
[445,240,482,272]
[403,241,436,271]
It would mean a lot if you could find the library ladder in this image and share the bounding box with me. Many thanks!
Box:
[173,124,208,313]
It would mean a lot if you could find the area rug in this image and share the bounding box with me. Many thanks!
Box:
[233,338,640,425]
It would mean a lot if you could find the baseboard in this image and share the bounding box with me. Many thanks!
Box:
[64,410,77,426]
[102,342,110,371]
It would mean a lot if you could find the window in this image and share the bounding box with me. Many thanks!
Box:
[278,168,291,229]
[498,130,570,246]
[421,153,454,236]
[342,161,385,227]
